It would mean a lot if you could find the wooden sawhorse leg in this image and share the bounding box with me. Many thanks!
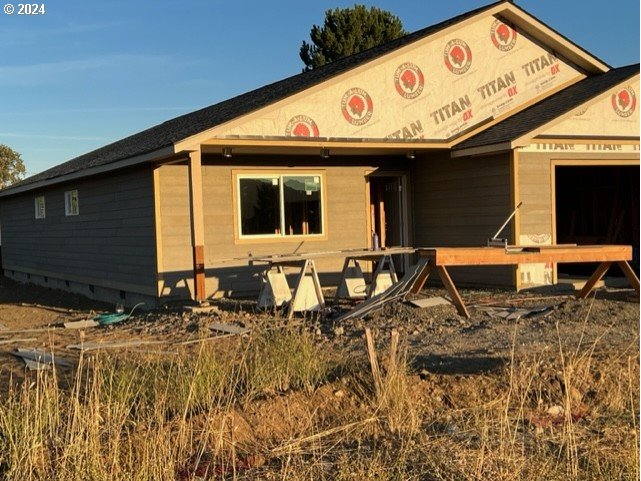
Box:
[435,266,470,318]
[577,261,612,298]
[407,262,470,318]
[617,260,640,294]
[577,260,640,298]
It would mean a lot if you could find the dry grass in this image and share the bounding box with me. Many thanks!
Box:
[0,323,638,481]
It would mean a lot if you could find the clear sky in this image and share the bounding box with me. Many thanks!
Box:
[1,0,639,176]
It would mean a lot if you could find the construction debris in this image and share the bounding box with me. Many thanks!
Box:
[0,338,38,346]
[67,340,165,351]
[477,305,554,321]
[13,348,73,371]
[177,335,236,346]
[64,319,100,329]
[94,302,145,326]
[183,304,221,314]
[209,322,251,335]
[410,296,451,309]
[333,258,429,322]
[0,327,60,334]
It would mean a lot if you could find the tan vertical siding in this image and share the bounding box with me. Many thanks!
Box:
[157,156,410,298]
[517,151,640,241]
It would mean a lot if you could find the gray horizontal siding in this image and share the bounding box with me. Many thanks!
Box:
[412,152,514,286]
[1,167,157,293]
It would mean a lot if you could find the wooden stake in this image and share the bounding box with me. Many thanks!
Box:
[365,328,382,399]
[388,329,399,378]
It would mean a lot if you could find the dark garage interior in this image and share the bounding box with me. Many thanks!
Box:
[555,164,640,276]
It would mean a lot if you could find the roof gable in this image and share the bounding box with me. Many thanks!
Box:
[452,64,640,155]
[537,76,639,138]
[205,12,584,145]
[0,1,615,195]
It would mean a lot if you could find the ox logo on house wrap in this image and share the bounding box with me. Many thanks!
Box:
[341,88,374,125]
[285,115,320,137]
[611,86,637,118]
[394,63,425,99]
[490,20,517,51]
[444,39,472,75]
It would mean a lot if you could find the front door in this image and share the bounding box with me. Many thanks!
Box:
[368,174,409,272]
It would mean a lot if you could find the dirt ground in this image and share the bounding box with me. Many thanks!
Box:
[0,274,638,389]
[0,274,639,480]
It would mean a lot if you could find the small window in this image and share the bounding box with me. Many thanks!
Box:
[65,190,79,216]
[237,174,323,238]
[34,195,46,219]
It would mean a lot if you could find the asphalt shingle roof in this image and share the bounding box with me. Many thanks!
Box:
[0,0,615,196]
[0,1,506,195]
[454,63,640,151]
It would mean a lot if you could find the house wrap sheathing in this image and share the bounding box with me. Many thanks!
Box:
[0,0,638,306]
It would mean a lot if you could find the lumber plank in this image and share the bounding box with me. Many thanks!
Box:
[67,340,165,351]
[0,338,38,345]
[251,247,416,264]
[64,320,100,329]
[418,245,632,266]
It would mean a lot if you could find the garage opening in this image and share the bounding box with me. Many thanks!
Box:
[555,164,640,277]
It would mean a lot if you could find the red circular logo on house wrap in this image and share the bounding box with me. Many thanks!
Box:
[444,39,472,75]
[285,115,320,137]
[341,88,373,125]
[611,86,637,118]
[394,63,425,99]
[490,20,517,51]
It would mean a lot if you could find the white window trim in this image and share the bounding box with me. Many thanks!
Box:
[34,195,46,219]
[236,173,325,239]
[64,190,79,216]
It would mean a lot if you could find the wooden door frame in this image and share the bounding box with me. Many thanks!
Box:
[365,170,412,270]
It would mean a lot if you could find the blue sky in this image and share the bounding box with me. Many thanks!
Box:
[1,0,639,177]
